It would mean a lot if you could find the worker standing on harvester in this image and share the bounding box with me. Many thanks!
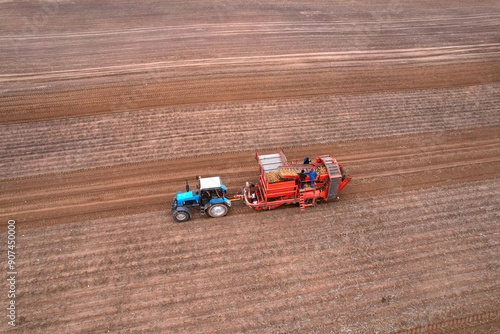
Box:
[298,169,307,189]
[306,168,318,188]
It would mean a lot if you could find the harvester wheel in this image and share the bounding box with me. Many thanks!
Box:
[173,210,190,222]
[207,204,229,218]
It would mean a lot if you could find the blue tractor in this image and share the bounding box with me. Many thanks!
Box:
[171,176,232,222]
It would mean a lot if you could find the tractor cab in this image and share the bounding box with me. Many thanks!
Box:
[171,176,231,222]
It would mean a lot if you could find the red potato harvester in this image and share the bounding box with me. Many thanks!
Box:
[233,149,350,211]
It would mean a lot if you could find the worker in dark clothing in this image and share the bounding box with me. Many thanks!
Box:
[185,179,190,192]
[303,157,311,165]
[297,169,307,189]
[306,168,318,188]
[202,190,211,202]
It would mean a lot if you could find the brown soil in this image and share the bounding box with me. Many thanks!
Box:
[1,0,499,332]
[2,61,498,124]
[2,126,500,230]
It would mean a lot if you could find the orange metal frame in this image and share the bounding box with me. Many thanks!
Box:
[239,151,350,211]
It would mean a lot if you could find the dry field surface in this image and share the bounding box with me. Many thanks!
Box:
[1,0,499,333]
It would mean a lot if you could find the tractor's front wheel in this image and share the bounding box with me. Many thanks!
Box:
[207,204,229,218]
[173,210,190,222]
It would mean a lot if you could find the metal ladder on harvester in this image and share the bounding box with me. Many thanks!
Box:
[299,188,316,212]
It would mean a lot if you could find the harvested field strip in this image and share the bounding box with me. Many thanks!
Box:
[3,103,497,153]
[1,15,496,42]
[356,156,500,179]
[1,61,498,124]
[2,15,499,81]
[4,108,497,161]
[11,177,499,275]
[2,17,499,46]
[15,178,500,332]
[21,197,498,290]
[341,138,500,164]
[1,52,498,88]
[18,185,494,265]
[0,128,500,227]
[20,182,497,252]
[4,128,499,186]
[2,127,499,228]
[1,84,499,179]
[2,44,499,84]
[3,86,498,154]
[23,260,497,332]
[9,191,498,280]
[19,188,498,255]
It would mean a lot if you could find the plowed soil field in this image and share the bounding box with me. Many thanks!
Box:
[1,0,499,333]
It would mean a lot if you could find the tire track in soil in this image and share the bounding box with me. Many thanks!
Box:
[397,309,500,333]
[2,44,498,83]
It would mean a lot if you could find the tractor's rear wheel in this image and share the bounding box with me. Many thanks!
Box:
[173,210,190,222]
[207,204,229,218]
